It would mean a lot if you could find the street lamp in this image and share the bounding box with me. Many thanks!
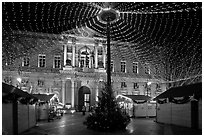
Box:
[147,82,152,86]
[17,77,22,89]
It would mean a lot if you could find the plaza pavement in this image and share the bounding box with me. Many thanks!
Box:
[21,112,201,135]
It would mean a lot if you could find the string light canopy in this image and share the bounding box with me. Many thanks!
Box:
[2,2,202,84]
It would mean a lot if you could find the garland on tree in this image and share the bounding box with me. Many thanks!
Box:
[84,84,130,131]
[2,94,38,105]
[157,98,168,104]
[169,96,191,104]
[157,96,192,104]
[134,100,147,104]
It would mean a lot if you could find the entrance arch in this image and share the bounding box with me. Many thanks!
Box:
[78,86,91,111]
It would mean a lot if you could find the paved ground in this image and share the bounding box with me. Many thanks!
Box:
[21,112,201,135]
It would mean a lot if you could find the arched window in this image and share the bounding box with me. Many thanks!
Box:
[79,47,91,68]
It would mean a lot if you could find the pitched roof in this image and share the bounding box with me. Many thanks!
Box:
[2,82,36,99]
[124,95,151,101]
[32,94,55,102]
[154,82,202,100]
[116,94,151,103]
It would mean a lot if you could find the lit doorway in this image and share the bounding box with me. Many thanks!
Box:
[78,86,91,111]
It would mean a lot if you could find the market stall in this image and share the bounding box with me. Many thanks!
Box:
[116,94,156,118]
[32,93,57,121]
[154,82,202,130]
[2,82,38,135]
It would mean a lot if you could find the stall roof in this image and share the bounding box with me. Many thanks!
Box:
[123,95,151,101]
[32,94,55,102]
[2,82,36,99]
[154,82,202,100]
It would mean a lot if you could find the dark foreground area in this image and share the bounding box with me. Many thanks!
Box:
[21,112,201,135]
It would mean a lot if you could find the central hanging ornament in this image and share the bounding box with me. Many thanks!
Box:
[98,8,119,23]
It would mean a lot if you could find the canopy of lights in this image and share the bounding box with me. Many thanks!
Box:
[2,2,202,83]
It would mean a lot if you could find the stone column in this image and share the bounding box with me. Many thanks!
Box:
[103,45,106,68]
[95,84,99,102]
[72,45,76,67]
[89,55,91,68]
[71,80,75,108]
[94,45,98,68]
[64,45,67,66]
[62,80,65,105]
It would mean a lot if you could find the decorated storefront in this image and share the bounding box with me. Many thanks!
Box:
[154,82,202,130]
[116,94,156,118]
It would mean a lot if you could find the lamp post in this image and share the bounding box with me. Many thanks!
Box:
[98,8,119,94]
[17,65,22,90]
[147,81,152,97]
[17,77,22,89]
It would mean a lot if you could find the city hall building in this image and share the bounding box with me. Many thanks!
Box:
[2,27,167,111]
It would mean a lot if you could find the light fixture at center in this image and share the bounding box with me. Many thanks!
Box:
[98,8,120,24]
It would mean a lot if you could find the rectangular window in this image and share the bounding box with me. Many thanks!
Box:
[80,56,85,68]
[22,57,30,67]
[84,94,90,102]
[133,62,138,73]
[121,61,126,73]
[67,46,72,53]
[156,83,162,92]
[98,58,103,68]
[145,64,150,74]
[4,76,12,85]
[132,91,140,95]
[38,54,46,68]
[121,90,127,95]
[85,56,89,68]
[6,58,14,66]
[54,55,61,68]
[156,83,161,89]
[133,83,139,89]
[98,47,103,55]
[111,60,114,72]
[38,80,44,87]
[21,79,29,87]
[155,66,161,74]
[121,82,127,88]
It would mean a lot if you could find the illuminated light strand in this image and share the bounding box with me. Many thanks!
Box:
[2,2,201,84]
[113,19,159,79]
[118,15,160,59]
[120,13,200,81]
[88,2,103,10]
[117,2,201,14]
[86,16,106,36]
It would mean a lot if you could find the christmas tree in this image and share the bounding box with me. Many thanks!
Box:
[84,83,130,131]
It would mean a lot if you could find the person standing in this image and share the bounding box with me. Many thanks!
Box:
[82,106,86,115]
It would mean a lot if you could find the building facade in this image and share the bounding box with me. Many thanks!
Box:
[2,28,167,111]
